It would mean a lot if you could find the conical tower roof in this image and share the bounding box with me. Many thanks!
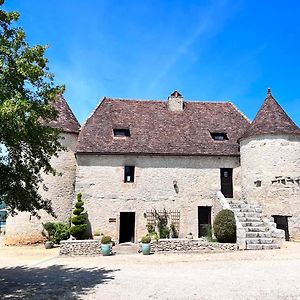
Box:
[241,89,300,140]
[49,95,80,133]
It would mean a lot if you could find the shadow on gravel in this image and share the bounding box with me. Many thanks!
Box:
[0,265,118,299]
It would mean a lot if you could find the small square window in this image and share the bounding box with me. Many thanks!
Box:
[210,132,228,140]
[113,129,130,137]
[124,166,135,183]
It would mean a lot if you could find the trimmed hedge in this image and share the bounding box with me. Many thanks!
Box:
[213,209,236,243]
[69,193,87,239]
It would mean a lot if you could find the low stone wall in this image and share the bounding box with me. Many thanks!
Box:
[60,240,101,256]
[151,238,237,253]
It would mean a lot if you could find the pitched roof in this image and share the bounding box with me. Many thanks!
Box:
[76,97,250,156]
[49,95,80,133]
[241,89,300,140]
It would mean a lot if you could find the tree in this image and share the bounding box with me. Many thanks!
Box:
[69,193,87,239]
[0,1,65,216]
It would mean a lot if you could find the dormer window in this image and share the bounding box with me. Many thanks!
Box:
[210,132,228,141]
[113,128,130,137]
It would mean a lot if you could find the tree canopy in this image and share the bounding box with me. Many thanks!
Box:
[0,0,64,216]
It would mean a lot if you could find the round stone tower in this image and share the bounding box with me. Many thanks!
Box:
[240,89,300,240]
[5,95,80,244]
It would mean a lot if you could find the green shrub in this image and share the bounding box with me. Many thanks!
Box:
[42,222,70,244]
[101,235,112,244]
[170,223,178,238]
[146,224,155,233]
[69,193,87,239]
[159,226,170,239]
[73,207,84,215]
[141,235,151,243]
[213,209,236,243]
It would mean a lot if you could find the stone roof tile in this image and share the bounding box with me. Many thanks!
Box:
[49,95,80,134]
[241,90,300,139]
[77,97,250,156]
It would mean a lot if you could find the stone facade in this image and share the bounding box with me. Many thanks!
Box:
[76,154,240,243]
[4,91,300,246]
[5,133,78,244]
[240,135,300,240]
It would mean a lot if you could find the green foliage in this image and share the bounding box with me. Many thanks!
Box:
[141,235,151,243]
[42,222,69,244]
[213,209,236,243]
[159,226,170,239]
[69,224,87,238]
[69,193,87,239]
[150,209,171,239]
[202,224,216,242]
[146,224,155,234]
[170,223,178,238]
[0,2,65,216]
[101,235,112,244]
[73,207,84,215]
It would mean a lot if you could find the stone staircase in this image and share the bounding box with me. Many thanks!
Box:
[228,200,280,250]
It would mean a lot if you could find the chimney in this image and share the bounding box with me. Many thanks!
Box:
[167,90,184,112]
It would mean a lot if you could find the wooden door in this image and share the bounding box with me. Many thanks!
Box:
[220,168,233,198]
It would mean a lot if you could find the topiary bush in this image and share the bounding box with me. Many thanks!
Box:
[213,209,236,243]
[69,193,87,239]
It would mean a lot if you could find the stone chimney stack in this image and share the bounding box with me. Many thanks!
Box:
[167,90,184,112]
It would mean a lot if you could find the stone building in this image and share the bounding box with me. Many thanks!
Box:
[5,96,80,244]
[4,89,300,246]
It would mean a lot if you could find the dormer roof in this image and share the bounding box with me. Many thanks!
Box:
[241,89,300,140]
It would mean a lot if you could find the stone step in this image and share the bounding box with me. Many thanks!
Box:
[245,227,268,232]
[246,244,280,250]
[245,232,271,238]
[235,212,262,218]
[238,217,263,222]
[246,238,274,244]
[241,222,264,227]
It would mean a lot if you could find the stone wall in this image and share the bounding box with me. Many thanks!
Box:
[151,238,237,252]
[5,133,78,245]
[76,154,240,243]
[60,240,101,256]
[240,135,300,240]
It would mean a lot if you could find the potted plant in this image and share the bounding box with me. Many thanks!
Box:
[186,232,193,239]
[101,235,112,256]
[141,235,151,255]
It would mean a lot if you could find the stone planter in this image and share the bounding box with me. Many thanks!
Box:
[44,241,54,249]
[101,243,111,256]
[141,243,151,255]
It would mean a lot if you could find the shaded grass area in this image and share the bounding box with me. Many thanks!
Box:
[0,265,118,299]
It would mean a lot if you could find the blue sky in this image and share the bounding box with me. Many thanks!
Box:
[3,0,300,125]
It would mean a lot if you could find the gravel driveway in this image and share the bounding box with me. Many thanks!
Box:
[1,242,300,299]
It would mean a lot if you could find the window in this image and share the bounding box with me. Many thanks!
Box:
[210,132,228,140]
[113,128,130,137]
[124,166,135,183]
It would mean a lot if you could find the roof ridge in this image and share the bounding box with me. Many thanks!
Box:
[229,101,251,122]
[104,97,232,104]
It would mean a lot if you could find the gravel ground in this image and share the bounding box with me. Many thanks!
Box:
[1,242,300,299]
